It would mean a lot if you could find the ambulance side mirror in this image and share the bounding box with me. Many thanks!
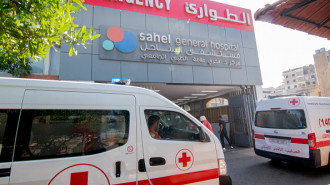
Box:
[199,127,210,142]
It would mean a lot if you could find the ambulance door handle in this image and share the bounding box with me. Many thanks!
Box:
[115,161,121,177]
[149,157,166,166]
[0,168,10,177]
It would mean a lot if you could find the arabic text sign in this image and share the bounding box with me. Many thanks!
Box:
[84,0,254,32]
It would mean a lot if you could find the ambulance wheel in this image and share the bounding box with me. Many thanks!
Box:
[219,176,232,185]
[270,159,281,165]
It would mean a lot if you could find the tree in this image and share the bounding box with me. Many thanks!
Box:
[0,0,100,76]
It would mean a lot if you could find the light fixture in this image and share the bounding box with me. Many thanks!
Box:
[184,96,197,99]
[192,94,207,96]
[201,90,218,93]
[153,90,160,92]
[177,99,189,101]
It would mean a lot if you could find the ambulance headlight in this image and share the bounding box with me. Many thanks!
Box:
[218,159,228,176]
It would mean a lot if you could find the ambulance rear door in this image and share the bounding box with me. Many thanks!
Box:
[254,97,310,159]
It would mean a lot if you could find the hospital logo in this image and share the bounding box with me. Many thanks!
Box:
[102,26,137,53]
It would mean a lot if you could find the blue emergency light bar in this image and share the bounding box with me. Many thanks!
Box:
[111,78,131,85]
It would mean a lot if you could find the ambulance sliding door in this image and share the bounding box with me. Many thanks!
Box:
[9,90,137,185]
[140,107,219,185]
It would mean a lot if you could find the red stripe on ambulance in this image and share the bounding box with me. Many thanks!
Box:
[317,140,330,148]
[254,134,265,140]
[291,138,308,144]
[255,134,309,145]
[115,168,219,185]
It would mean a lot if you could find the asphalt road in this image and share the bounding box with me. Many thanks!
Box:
[224,147,330,185]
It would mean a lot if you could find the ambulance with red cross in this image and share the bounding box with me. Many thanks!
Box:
[0,77,232,185]
[253,96,330,168]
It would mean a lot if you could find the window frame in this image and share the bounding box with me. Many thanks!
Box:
[255,109,307,129]
[0,109,21,163]
[13,109,130,161]
[144,109,208,142]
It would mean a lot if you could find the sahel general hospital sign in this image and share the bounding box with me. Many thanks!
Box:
[88,0,253,68]
[100,26,241,68]
[85,0,254,32]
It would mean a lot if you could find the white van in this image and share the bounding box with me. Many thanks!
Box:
[253,96,330,168]
[0,77,231,185]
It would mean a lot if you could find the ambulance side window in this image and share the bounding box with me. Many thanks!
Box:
[145,110,203,142]
[0,110,20,162]
[14,109,129,161]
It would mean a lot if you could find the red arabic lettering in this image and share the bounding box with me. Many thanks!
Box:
[322,134,330,138]
[261,145,271,150]
[273,147,283,151]
[285,149,300,154]
[319,118,330,127]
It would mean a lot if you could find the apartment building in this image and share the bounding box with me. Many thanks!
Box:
[314,48,330,97]
[282,64,319,96]
[262,87,276,99]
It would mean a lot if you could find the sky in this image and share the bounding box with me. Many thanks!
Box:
[214,0,330,88]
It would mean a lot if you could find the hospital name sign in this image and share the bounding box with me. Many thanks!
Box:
[85,0,254,32]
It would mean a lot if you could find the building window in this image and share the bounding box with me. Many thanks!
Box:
[306,81,310,86]
[292,74,295,77]
[294,85,297,88]
[285,75,289,78]
[287,81,289,84]
[287,86,291,89]
[312,81,316,85]
[206,98,229,108]
[311,75,315,78]
[293,79,296,82]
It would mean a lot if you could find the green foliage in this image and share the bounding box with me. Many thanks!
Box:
[0,55,32,77]
[0,0,100,76]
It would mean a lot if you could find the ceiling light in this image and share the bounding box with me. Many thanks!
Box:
[192,94,207,96]
[153,90,160,92]
[201,90,218,93]
[177,99,189,101]
[184,96,197,99]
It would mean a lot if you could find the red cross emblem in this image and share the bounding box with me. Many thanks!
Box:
[288,98,300,106]
[175,149,194,171]
[179,152,191,167]
[71,172,88,185]
[48,164,110,185]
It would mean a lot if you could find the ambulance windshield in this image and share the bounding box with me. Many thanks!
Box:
[255,109,307,129]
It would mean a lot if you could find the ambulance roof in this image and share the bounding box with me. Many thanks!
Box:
[0,77,178,108]
[256,96,330,111]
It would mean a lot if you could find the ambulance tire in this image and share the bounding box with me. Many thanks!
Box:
[270,159,281,165]
[219,176,232,185]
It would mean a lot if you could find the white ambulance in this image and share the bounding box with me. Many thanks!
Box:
[0,77,232,185]
[253,96,330,168]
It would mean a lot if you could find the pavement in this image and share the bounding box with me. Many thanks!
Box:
[222,145,250,153]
